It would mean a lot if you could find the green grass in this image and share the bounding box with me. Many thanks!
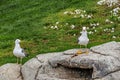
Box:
[0,0,120,66]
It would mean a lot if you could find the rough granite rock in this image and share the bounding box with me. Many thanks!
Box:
[22,52,92,80]
[49,41,120,79]
[0,63,22,80]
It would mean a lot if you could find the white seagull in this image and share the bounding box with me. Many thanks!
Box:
[13,39,28,64]
[77,27,89,54]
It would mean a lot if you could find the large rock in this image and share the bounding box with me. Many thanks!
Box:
[49,41,120,79]
[0,63,22,80]
[22,52,92,80]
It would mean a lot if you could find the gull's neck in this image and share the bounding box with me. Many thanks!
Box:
[81,31,88,37]
[15,43,21,49]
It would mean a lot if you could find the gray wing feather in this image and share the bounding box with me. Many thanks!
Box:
[22,49,29,57]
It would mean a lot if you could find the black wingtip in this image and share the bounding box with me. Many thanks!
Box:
[25,53,29,57]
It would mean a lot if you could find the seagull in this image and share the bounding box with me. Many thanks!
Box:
[13,39,28,64]
[77,27,89,54]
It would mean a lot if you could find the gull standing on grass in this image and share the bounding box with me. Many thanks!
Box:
[77,27,89,54]
[13,39,28,64]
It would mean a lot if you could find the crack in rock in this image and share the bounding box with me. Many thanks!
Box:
[102,68,120,78]
[90,49,112,56]
[94,68,120,80]
[34,57,44,80]
[34,65,42,80]
[35,56,44,63]
[90,49,120,62]
[19,65,24,80]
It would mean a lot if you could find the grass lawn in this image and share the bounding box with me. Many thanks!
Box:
[0,0,120,66]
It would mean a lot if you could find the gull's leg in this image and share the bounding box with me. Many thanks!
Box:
[76,45,82,55]
[20,57,22,65]
[85,45,89,54]
[17,57,19,64]
[85,45,87,49]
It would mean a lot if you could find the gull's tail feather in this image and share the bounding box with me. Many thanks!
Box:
[25,53,29,57]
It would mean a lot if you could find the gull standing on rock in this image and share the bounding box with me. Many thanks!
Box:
[77,27,89,54]
[13,39,28,64]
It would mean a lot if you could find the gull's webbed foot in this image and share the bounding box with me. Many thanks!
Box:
[77,50,82,55]
[71,50,82,58]
[85,50,89,54]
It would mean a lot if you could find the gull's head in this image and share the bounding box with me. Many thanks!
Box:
[15,39,21,44]
[82,27,86,31]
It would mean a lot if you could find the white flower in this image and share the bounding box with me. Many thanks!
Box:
[80,14,84,18]
[70,25,75,29]
[113,13,117,16]
[111,28,114,32]
[110,21,113,24]
[56,22,59,24]
[96,23,99,26]
[97,1,103,5]
[94,30,97,32]
[74,9,80,14]
[65,23,69,25]
[110,11,113,14]
[88,31,94,34]
[83,10,86,13]
[111,7,120,16]
[90,23,99,27]
[73,34,76,36]
[112,36,116,39]
[105,19,114,24]
[104,29,106,32]
[90,23,95,27]
[104,28,108,32]
[112,28,114,30]
[64,11,68,14]
[51,26,54,29]
[113,7,120,13]
[90,23,93,26]
[54,25,58,29]
[87,15,92,19]
[111,30,114,33]
[105,19,110,23]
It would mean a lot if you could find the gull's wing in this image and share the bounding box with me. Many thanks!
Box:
[77,38,79,43]
[22,48,29,57]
